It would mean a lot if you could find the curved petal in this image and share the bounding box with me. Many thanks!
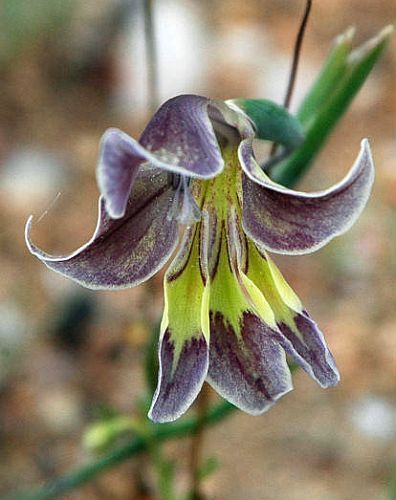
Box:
[276,311,339,388]
[97,128,146,219]
[26,168,179,289]
[97,95,225,219]
[209,311,293,415]
[139,94,224,179]
[245,241,340,387]
[210,99,255,140]
[240,139,374,254]
[149,223,210,422]
[207,224,292,414]
[149,330,208,423]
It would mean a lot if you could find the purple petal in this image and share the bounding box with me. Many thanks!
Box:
[148,329,209,423]
[139,94,224,179]
[276,311,340,387]
[97,95,226,219]
[26,169,179,289]
[149,220,210,422]
[240,139,374,254]
[245,242,340,388]
[208,311,293,415]
[97,128,146,219]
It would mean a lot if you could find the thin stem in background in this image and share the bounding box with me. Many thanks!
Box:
[146,433,175,500]
[283,0,312,111]
[143,0,159,113]
[189,384,210,499]
[269,0,312,158]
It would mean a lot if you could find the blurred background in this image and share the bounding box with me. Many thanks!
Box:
[0,0,395,498]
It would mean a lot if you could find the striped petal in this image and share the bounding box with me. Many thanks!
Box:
[240,139,374,254]
[207,221,292,415]
[26,168,179,289]
[245,241,340,387]
[148,220,210,422]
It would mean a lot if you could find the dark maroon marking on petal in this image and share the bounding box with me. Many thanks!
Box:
[201,208,219,279]
[139,95,224,179]
[166,225,196,283]
[207,312,292,415]
[241,139,374,254]
[276,312,340,388]
[242,232,250,274]
[149,329,209,422]
[207,218,225,281]
[26,169,179,289]
[226,206,249,275]
[95,173,169,242]
[198,213,210,286]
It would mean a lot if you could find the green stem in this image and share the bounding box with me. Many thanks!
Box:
[11,401,236,500]
[145,426,176,500]
[189,384,210,499]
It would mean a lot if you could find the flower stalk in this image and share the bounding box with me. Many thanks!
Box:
[270,0,312,160]
[282,0,312,111]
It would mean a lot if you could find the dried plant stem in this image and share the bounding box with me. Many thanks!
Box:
[283,0,312,111]
[143,0,159,113]
[270,0,312,159]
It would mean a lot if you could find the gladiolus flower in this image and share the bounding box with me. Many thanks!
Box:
[26,94,374,422]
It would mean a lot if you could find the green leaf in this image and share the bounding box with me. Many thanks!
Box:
[231,98,304,150]
[272,25,393,187]
[297,26,355,127]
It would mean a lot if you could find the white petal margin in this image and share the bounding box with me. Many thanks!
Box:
[25,174,179,290]
[240,139,375,255]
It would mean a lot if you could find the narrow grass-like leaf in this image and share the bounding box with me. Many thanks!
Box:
[297,26,355,127]
[272,26,393,187]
